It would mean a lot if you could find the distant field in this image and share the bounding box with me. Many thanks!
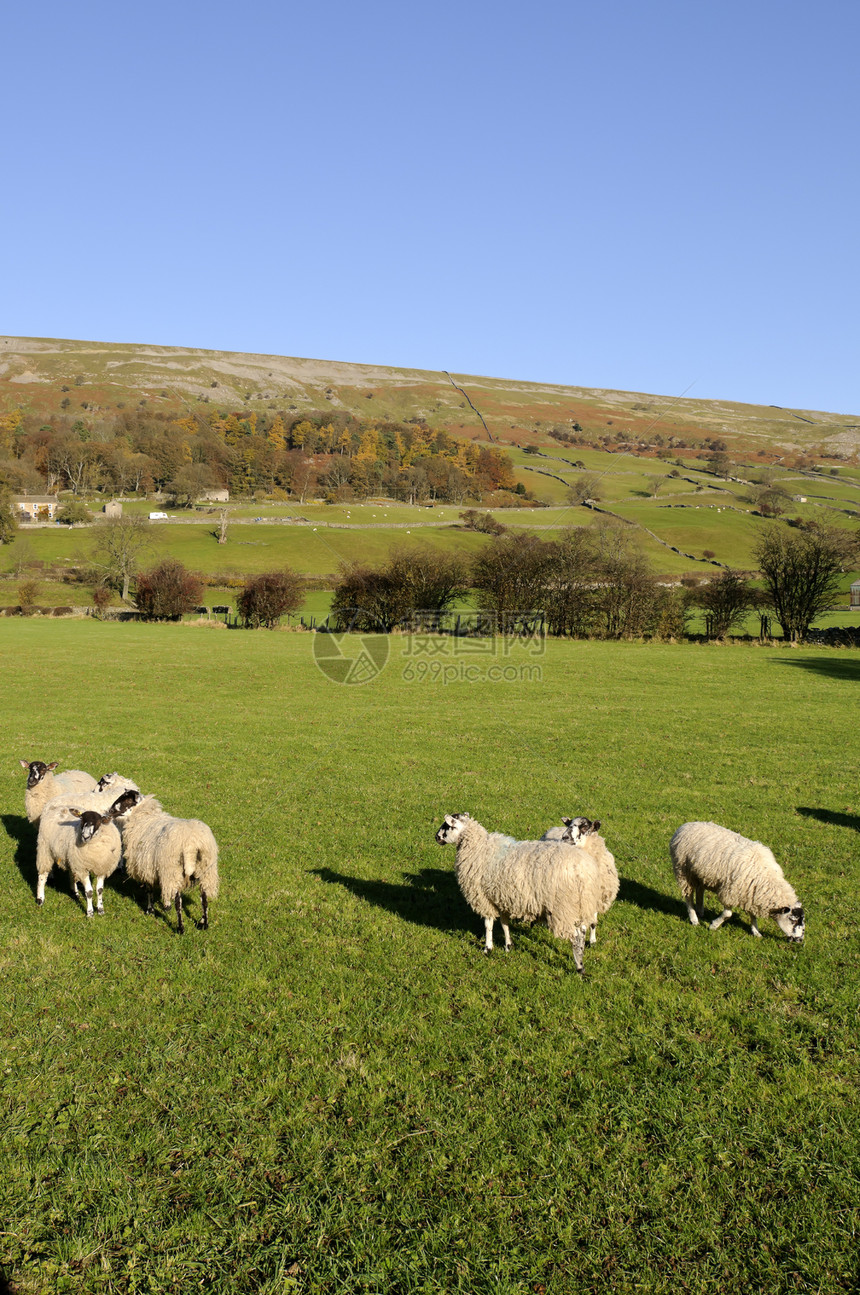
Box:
[1,622,858,1293]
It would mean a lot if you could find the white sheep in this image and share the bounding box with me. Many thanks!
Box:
[670,820,805,941]
[119,796,219,934]
[435,813,608,972]
[95,772,141,796]
[34,790,141,916]
[540,817,619,945]
[20,759,98,824]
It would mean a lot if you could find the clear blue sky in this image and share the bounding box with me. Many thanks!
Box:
[4,0,858,414]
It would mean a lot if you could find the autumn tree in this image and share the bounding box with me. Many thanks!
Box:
[237,568,304,628]
[0,487,18,545]
[135,559,203,621]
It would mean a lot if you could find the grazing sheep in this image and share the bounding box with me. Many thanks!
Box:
[670,820,805,942]
[34,791,141,916]
[435,813,607,972]
[20,760,98,824]
[119,796,219,934]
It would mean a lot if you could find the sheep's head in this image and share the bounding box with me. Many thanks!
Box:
[772,903,805,943]
[20,760,58,789]
[561,816,600,844]
[435,813,471,845]
[67,808,110,843]
[97,772,121,791]
[107,790,142,820]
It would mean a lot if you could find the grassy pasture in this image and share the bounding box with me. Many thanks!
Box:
[1,621,858,1293]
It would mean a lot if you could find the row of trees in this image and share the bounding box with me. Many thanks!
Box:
[0,406,522,506]
[330,523,856,643]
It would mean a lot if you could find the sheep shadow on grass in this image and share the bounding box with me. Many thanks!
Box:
[616,875,688,922]
[2,812,39,900]
[312,866,475,938]
[796,805,860,833]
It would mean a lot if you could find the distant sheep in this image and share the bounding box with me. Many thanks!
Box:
[435,813,609,972]
[20,760,98,824]
[35,791,141,916]
[670,820,804,941]
[119,796,219,934]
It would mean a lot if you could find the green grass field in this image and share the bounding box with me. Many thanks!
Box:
[1,622,858,1293]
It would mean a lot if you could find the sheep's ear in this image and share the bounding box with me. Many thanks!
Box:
[19,759,30,770]
[562,817,573,826]
[47,762,58,771]
[66,807,83,819]
[592,820,601,834]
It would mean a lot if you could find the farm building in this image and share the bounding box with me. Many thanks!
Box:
[14,496,58,521]
[851,580,860,609]
[103,500,122,517]
[201,489,229,502]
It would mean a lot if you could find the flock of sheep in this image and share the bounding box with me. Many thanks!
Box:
[18,760,805,963]
[435,811,805,971]
[19,760,219,934]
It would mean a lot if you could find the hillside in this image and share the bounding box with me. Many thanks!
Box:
[3,335,860,462]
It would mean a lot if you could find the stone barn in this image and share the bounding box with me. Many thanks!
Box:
[851,580,860,610]
[103,500,123,517]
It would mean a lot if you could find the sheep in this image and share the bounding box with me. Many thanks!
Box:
[119,796,219,934]
[540,815,596,845]
[670,820,805,942]
[435,813,609,972]
[34,790,141,916]
[95,771,140,796]
[539,817,618,946]
[20,759,98,824]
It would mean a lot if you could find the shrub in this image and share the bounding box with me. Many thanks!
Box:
[17,579,40,608]
[52,606,74,617]
[236,569,304,628]
[92,586,114,618]
[56,500,93,525]
[459,509,506,535]
[135,559,203,621]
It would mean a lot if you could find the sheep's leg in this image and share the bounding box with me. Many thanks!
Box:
[95,876,105,916]
[175,893,185,935]
[82,877,94,918]
[36,873,48,906]
[570,928,586,974]
[589,912,598,945]
[145,890,155,915]
[483,916,494,953]
[695,885,705,921]
[748,913,763,938]
[199,892,209,930]
[710,908,732,931]
[499,918,512,952]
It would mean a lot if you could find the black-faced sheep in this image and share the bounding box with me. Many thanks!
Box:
[20,760,98,824]
[435,813,607,972]
[119,796,219,934]
[34,791,141,916]
[670,820,805,942]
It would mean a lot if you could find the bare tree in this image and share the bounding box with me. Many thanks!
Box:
[696,568,756,638]
[566,472,602,506]
[91,514,153,601]
[754,525,845,642]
